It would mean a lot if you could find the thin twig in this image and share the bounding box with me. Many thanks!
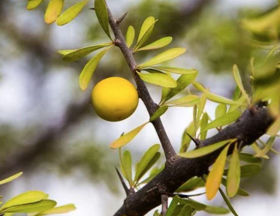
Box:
[161,194,168,216]
[106,6,176,161]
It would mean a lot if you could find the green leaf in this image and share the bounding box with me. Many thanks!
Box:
[138,165,164,185]
[137,37,172,51]
[94,0,111,40]
[179,139,235,159]
[197,93,207,123]
[228,86,242,112]
[56,0,88,26]
[206,144,230,200]
[150,105,168,121]
[153,210,161,216]
[27,0,43,10]
[192,82,242,105]
[153,67,197,75]
[61,43,112,62]
[201,110,241,132]
[1,200,57,213]
[165,95,200,107]
[159,87,170,105]
[204,205,230,214]
[239,153,262,164]
[251,143,269,159]
[179,205,193,216]
[122,150,133,186]
[110,122,148,149]
[166,196,179,216]
[219,188,239,216]
[224,164,261,178]
[134,16,157,51]
[137,48,186,68]
[240,164,261,178]
[254,137,276,158]
[34,204,76,215]
[44,0,64,24]
[0,172,23,186]
[57,50,76,55]
[164,72,198,102]
[180,121,195,152]
[200,113,209,140]
[215,104,227,119]
[176,177,204,193]
[0,191,48,210]
[79,48,109,90]
[233,65,250,105]
[126,26,135,48]
[137,72,177,88]
[134,144,160,183]
[227,144,240,198]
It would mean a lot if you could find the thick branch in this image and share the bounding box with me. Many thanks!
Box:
[107,8,176,161]
[114,107,274,216]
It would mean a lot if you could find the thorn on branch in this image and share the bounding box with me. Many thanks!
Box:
[116,12,128,25]
[89,7,95,10]
[115,167,130,196]
[186,133,200,147]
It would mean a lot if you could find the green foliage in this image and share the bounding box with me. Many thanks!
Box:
[179,139,235,159]
[0,173,75,215]
[94,0,112,40]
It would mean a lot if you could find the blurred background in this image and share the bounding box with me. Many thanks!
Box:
[0,0,279,215]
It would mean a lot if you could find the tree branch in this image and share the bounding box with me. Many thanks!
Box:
[113,106,274,216]
[107,7,177,161]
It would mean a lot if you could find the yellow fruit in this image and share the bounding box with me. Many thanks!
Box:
[92,77,139,121]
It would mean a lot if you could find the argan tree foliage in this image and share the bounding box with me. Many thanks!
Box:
[4,0,280,215]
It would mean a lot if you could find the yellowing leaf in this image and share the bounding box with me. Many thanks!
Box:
[134,16,157,51]
[227,144,240,198]
[267,116,280,136]
[179,139,235,159]
[233,65,250,105]
[0,191,48,210]
[201,110,241,132]
[126,26,135,48]
[137,37,172,51]
[110,122,148,148]
[1,200,56,213]
[165,95,200,107]
[62,43,112,62]
[150,105,168,121]
[137,72,177,88]
[58,50,76,55]
[206,144,230,200]
[164,72,198,102]
[56,0,88,26]
[254,137,276,158]
[94,0,111,40]
[0,172,22,186]
[27,0,43,10]
[34,204,76,215]
[79,48,109,90]
[44,0,64,24]
[134,144,161,183]
[137,48,186,68]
